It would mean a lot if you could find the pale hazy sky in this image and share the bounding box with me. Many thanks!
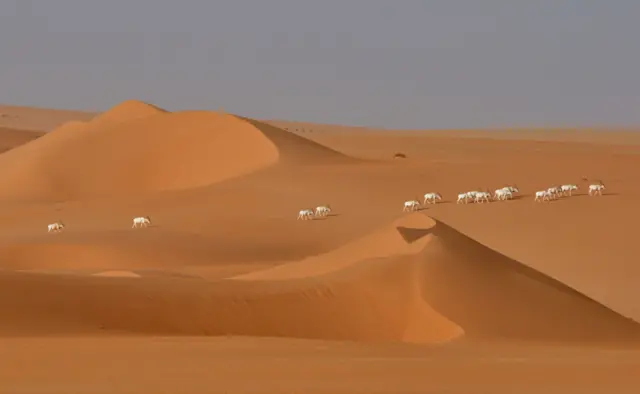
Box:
[2,1,639,129]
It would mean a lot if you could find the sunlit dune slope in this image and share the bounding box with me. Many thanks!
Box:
[87,100,167,127]
[231,213,435,281]
[0,102,356,201]
[0,213,637,345]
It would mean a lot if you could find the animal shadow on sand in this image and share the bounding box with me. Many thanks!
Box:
[308,213,340,220]
[424,200,452,205]
[568,192,619,198]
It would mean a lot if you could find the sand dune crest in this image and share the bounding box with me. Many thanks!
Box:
[230,212,435,281]
[88,100,167,127]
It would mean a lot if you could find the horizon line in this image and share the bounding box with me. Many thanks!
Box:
[1,102,639,133]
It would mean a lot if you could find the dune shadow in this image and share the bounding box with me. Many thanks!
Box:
[396,226,433,243]
[418,218,640,344]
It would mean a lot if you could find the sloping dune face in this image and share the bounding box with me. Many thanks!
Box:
[0,102,353,202]
[231,213,437,281]
[238,117,357,164]
[0,213,637,345]
[418,220,640,343]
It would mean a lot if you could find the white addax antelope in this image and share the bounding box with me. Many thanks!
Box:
[496,185,519,200]
[474,191,492,204]
[402,199,421,212]
[457,191,478,204]
[47,221,65,233]
[504,185,519,194]
[493,188,513,201]
[534,190,552,202]
[423,192,442,205]
[132,216,151,228]
[546,186,561,199]
[560,184,579,196]
[297,209,315,220]
[588,183,606,196]
[456,193,469,204]
[314,205,332,217]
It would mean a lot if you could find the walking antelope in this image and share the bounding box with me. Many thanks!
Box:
[423,192,442,205]
[403,199,421,212]
[132,216,151,228]
[474,191,492,204]
[314,205,332,217]
[560,184,579,196]
[493,188,513,201]
[534,190,552,202]
[457,191,478,204]
[503,185,519,194]
[47,221,65,233]
[546,186,561,199]
[297,209,315,220]
[588,183,606,196]
[457,193,469,204]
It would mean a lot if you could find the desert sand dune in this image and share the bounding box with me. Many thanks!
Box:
[0,212,637,346]
[0,103,356,202]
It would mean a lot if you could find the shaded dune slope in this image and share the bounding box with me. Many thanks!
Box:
[0,127,44,153]
[238,116,358,164]
[0,213,638,345]
[0,101,356,201]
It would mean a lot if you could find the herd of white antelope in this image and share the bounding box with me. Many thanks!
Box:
[401,182,606,212]
[295,182,607,220]
[46,183,608,230]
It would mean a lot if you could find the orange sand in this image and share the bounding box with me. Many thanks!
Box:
[0,101,639,393]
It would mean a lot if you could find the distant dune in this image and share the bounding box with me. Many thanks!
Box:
[0,104,96,132]
[0,101,357,202]
[0,212,637,345]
